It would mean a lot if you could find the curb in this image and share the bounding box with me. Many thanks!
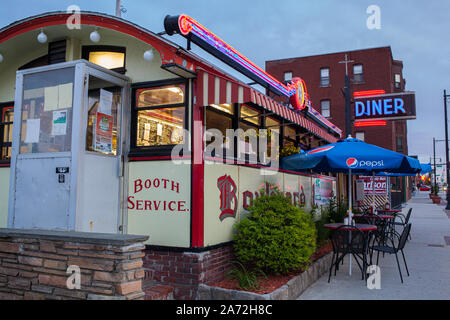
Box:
[196,252,333,300]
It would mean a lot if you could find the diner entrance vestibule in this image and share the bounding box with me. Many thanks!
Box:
[8,60,131,233]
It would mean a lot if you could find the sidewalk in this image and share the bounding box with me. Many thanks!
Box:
[298,191,450,300]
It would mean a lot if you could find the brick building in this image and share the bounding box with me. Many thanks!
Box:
[266,46,414,205]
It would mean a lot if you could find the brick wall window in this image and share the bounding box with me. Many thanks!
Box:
[353,64,364,83]
[284,71,293,82]
[396,136,404,153]
[320,100,331,118]
[395,74,402,89]
[355,131,365,141]
[320,68,330,87]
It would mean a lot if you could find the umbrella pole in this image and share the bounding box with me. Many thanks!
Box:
[348,169,352,276]
[372,172,376,214]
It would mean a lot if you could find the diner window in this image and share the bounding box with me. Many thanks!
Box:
[205,104,235,158]
[264,116,280,159]
[353,64,364,83]
[355,131,365,141]
[0,104,13,161]
[321,100,331,118]
[320,68,330,87]
[283,125,297,148]
[134,83,186,149]
[284,72,293,82]
[82,46,126,74]
[395,74,402,89]
[239,104,261,160]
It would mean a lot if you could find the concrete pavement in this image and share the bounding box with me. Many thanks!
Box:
[298,191,450,300]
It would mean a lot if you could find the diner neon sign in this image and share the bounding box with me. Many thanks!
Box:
[164,14,342,136]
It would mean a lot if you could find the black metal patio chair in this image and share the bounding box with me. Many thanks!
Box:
[370,223,412,283]
[328,225,370,283]
[392,208,412,240]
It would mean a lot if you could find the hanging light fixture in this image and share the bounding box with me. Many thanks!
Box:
[90,28,101,43]
[37,29,47,44]
[143,49,154,62]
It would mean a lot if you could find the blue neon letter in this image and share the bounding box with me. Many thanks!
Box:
[355,101,365,117]
[383,99,393,114]
[394,98,405,114]
[372,100,383,116]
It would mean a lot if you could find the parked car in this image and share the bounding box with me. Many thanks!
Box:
[419,185,431,191]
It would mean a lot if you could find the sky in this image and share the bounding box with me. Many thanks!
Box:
[1,0,449,163]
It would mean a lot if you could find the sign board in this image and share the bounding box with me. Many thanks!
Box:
[127,161,191,247]
[354,92,416,121]
[313,177,335,206]
[203,162,329,247]
[360,176,387,195]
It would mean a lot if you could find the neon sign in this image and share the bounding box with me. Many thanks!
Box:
[354,92,416,121]
[164,14,342,136]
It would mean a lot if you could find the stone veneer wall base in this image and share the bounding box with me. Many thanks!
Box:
[0,228,148,300]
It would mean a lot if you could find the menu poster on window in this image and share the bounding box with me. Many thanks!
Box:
[94,112,113,153]
[51,110,67,136]
[98,89,113,116]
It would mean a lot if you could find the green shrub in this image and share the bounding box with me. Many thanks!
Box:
[233,192,317,275]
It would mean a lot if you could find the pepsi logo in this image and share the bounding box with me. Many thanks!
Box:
[346,158,358,168]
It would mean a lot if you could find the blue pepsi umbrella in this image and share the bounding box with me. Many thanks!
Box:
[281,137,421,276]
[282,138,421,175]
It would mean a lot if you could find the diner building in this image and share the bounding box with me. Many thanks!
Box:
[0,11,342,299]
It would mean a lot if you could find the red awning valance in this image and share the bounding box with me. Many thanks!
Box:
[197,70,339,143]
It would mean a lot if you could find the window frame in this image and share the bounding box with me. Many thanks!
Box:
[395,73,402,89]
[320,99,331,118]
[320,67,330,87]
[355,131,365,142]
[284,71,293,82]
[82,45,127,74]
[205,103,236,159]
[0,102,14,163]
[353,64,364,83]
[396,136,404,153]
[130,78,189,157]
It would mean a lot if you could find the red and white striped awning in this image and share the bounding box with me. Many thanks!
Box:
[197,70,340,143]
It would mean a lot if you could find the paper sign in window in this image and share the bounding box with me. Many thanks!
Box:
[99,89,113,116]
[51,110,67,136]
[44,86,58,111]
[58,83,73,109]
[24,118,40,143]
[94,112,113,153]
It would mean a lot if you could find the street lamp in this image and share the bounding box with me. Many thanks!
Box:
[444,90,450,210]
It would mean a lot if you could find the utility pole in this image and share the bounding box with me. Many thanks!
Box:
[115,0,122,17]
[339,54,354,137]
[444,90,450,210]
[433,138,437,188]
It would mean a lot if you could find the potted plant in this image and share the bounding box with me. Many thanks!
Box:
[431,185,441,203]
